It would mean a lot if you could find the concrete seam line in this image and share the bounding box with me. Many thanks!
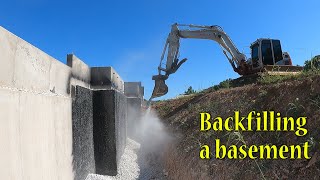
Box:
[0,86,70,98]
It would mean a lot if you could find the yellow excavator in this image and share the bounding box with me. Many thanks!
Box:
[150,23,303,100]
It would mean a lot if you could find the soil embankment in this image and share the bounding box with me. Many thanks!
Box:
[154,74,320,179]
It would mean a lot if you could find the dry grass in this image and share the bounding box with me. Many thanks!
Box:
[154,74,320,179]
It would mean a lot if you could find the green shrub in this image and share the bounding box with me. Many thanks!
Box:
[212,78,232,90]
[304,55,320,71]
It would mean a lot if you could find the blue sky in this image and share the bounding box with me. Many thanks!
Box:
[1,0,320,99]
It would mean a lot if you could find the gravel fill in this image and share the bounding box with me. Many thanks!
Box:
[86,138,167,180]
[86,138,140,180]
[86,108,169,180]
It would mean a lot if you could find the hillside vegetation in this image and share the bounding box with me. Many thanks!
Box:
[154,63,320,179]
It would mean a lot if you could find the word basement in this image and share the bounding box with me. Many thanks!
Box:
[199,111,311,160]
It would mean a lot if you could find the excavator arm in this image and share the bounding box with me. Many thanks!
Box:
[159,24,247,75]
[151,23,251,99]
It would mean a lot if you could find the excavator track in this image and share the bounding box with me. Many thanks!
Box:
[263,65,304,75]
[231,65,303,87]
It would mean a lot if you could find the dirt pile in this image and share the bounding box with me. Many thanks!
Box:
[154,74,320,179]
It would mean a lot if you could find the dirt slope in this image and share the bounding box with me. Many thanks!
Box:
[154,74,320,180]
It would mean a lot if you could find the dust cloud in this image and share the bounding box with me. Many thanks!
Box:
[127,106,171,179]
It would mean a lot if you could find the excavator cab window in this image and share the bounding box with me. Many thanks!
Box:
[261,40,274,65]
[272,40,283,63]
[251,43,260,68]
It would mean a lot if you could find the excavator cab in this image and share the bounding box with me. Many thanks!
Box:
[250,39,294,69]
[250,39,302,74]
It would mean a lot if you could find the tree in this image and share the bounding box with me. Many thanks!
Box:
[184,86,196,95]
[304,55,320,71]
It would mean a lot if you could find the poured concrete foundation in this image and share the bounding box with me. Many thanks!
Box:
[127,97,142,139]
[93,90,127,176]
[91,67,124,92]
[0,26,74,180]
[0,26,136,180]
[72,86,95,180]
[124,82,144,99]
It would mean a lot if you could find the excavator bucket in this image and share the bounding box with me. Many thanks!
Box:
[151,75,169,99]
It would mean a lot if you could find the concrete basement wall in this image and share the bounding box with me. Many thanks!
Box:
[124,82,144,99]
[0,26,74,180]
[72,86,95,180]
[67,54,91,89]
[125,82,144,139]
[93,90,127,176]
[0,26,73,96]
[0,87,74,180]
[127,97,142,139]
[0,25,135,180]
[91,67,124,92]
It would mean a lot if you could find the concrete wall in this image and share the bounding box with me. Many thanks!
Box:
[0,26,74,180]
[67,54,91,89]
[72,86,95,180]
[0,26,88,180]
[0,25,133,180]
[93,90,127,176]
[124,82,144,99]
[0,26,72,96]
[127,97,142,139]
[91,67,124,92]
[125,82,144,139]
[0,88,74,180]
